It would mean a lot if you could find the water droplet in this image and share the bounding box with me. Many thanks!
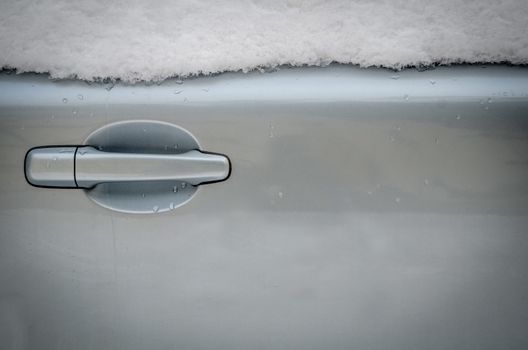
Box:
[175,79,184,85]
[181,183,187,189]
[484,106,489,110]
[434,137,439,144]
[390,75,400,80]
[202,88,209,92]
[269,132,274,138]
[456,114,461,120]
[52,157,57,161]
[390,136,395,142]
[105,83,115,91]
[72,109,77,115]
[403,94,409,101]
[479,99,485,105]
[173,90,182,94]
[77,94,84,100]
[173,186,179,193]
[395,197,401,203]
[62,98,68,104]
[173,144,178,149]
[424,179,429,185]
[278,191,284,199]
[487,98,492,104]
[429,80,436,85]
[183,97,188,103]
[152,205,159,213]
[142,128,147,133]
[141,193,146,198]
[169,202,175,210]
[78,149,87,155]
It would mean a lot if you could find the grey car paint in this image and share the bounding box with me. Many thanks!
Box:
[1,65,528,349]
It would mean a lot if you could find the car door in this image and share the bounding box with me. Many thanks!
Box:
[1,65,528,350]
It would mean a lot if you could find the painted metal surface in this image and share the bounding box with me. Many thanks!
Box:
[1,65,528,349]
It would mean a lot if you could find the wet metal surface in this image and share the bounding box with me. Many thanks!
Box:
[1,65,528,349]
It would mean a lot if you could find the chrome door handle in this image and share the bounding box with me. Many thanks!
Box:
[25,146,231,189]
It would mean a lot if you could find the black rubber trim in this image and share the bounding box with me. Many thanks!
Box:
[73,146,79,188]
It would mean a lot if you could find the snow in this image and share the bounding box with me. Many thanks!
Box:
[0,0,527,82]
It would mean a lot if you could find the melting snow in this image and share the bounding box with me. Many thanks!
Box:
[0,0,527,82]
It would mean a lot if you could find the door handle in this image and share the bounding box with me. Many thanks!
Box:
[25,146,231,189]
[23,120,230,213]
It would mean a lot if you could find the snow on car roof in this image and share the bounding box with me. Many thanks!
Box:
[1,0,527,83]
